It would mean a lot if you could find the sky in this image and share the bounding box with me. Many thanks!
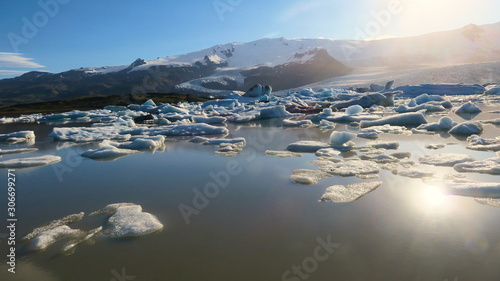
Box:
[0,0,499,78]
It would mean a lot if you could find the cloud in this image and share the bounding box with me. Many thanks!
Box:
[0,52,44,68]
[0,70,30,75]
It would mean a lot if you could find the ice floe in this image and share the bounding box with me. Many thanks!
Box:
[453,157,500,175]
[282,119,313,127]
[360,153,399,164]
[320,181,383,203]
[466,135,500,151]
[0,155,61,168]
[425,144,446,150]
[448,121,483,135]
[312,159,379,177]
[265,150,302,158]
[441,179,500,198]
[286,141,331,153]
[419,153,475,166]
[30,226,84,251]
[61,226,102,254]
[315,148,341,157]
[475,198,500,208]
[416,116,456,131]
[291,169,330,185]
[0,130,35,143]
[360,112,427,128]
[81,145,139,160]
[329,131,356,145]
[397,167,435,178]
[22,212,85,241]
[102,204,164,238]
[0,147,38,155]
[454,102,482,114]
[368,140,400,150]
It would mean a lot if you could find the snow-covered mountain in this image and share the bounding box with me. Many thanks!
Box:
[0,22,499,106]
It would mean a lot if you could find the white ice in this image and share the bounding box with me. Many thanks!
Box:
[0,130,35,142]
[282,119,313,127]
[81,145,139,160]
[448,121,483,135]
[419,153,475,166]
[291,169,330,185]
[0,148,38,155]
[441,179,500,198]
[315,148,341,157]
[368,140,400,150]
[313,159,379,177]
[360,112,427,128]
[265,150,302,158]
[30,226,84,251]
[329,131,356,145]
[22,212,85,241]
[104,205,164,238]
[417,117,456,131]
[320,181,383,203]
[286,141,330,153]
[397,168,435,178]
[454,157,500,175]
[454,102,482,114]
[0,155,61,168]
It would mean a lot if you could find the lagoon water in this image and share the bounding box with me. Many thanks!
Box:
[1,107,500,281]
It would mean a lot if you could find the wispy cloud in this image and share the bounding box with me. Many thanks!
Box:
[278,1,328,22]
[0,70,31,75]
[0,52,44,68]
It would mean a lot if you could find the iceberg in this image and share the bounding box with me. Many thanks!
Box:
[315,148,341,157]
[0,155,61,168]
[368,141,399,150]
[192,116,227,124]
[320,181,383,203]
[0,130,35,142]
[417,117,456,131]
[82,145,139,160]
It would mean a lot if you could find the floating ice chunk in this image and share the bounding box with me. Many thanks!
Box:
[448,121,483,135]
[0,155,61,168]
[50,127,130,142]
[325,113,380,123]
[291,169,330,185]
[411,94,446,105]
[190,136,209,143]
[204,137,246,146]
[357,128,380,139]
[142,99,156,107]
[0,148,38,155]
[484,85,500,96]
[441,179,500,198]
[320,181,383,203]
[215,143,243,156]
[397,168,435,178]
[360,112,427,128]
[315,148,341,157]
[454,102,482,114]
[357,174,380,179]
[143,124,229,136]
[419,153,475,166]
[265,150,302,158]
[30,226,84,251]
[318,120,336,130]
[257,105,292,119]
[61,226,102,254]
[202,99,240,109]
[482,118,500,125]
[426,144,445,150]
[475,198,500,208]
[0,130,35,142]
[22,212,85,241]
[345,105,363,115]
[394,104,446,113]
[105,205,164,238]
[82,146,139,160]
[417,117,456,131]
[122,136,166,150]
[367,125,410,134]
[453,157,500,175]
[369,141,399,150]
[466,135,500,151]
[390,152,411,159]
[287,141,330,153]
[360,154,399,164]
[89,203,138,216]
[329,131,356,145]
[313,159,379,177]
[283,119,313,127]
[192,116,227,124]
